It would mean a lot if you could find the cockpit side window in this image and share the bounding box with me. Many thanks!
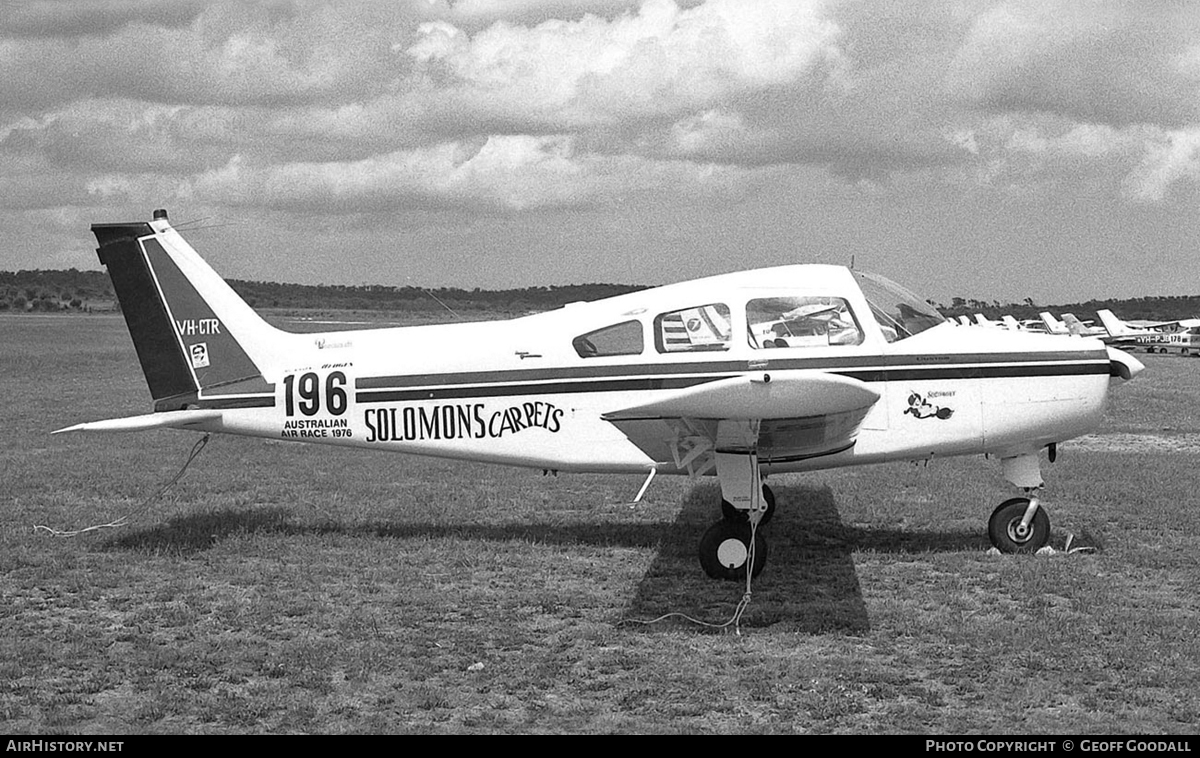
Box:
[654,303,731,353]
[746,296,863,349]
[572,320,644,358]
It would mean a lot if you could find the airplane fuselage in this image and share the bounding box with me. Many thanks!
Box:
[181,300,1115,476]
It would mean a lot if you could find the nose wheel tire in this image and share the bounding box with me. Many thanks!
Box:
[720,484,776,526]
[698,520,768,581]
[988,497,1050,553]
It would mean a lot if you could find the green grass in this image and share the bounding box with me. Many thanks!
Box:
[2,316,1200,733]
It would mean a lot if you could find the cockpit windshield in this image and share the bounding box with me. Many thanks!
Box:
[853,271,945,342]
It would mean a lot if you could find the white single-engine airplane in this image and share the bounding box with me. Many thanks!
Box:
[1097,309,1200,354]
[58,210,1145,579]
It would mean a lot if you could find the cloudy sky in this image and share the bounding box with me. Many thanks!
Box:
[2,0,1199,305]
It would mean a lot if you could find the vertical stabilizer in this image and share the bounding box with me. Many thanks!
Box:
[93,210,285,411]
[1097,309,1132,337]
[1061,313,1088,336]
[1039,312,1068,335]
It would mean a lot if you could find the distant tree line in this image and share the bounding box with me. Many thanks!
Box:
[0,269,646,315]
[934,295,1200,323]
[0,269,114,312]
[227,279,647,314]
[5,268,1200,322]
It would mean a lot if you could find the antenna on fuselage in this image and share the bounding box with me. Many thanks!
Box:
[420,287,462,320]
[406,276,462,320]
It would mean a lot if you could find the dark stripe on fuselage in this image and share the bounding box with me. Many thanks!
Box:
[183,358,1114,410]
[357,375,728,404]
[354,361,1112,404]
[355,350,1105,390]
[837,362,1112,383]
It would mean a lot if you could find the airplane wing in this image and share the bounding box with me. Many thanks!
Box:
[602,371,881,472]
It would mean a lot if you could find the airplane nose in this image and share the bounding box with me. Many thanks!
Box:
[1107,346,1145,382]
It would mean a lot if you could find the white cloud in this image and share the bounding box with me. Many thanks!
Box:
[171,134,746,211]
[1125,128,1200,203]
[947,0,1200,128]
[403,0,845,132]
[3,0,1200,296]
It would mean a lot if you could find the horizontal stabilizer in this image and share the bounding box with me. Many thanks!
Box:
[53,409,223,434]
[603,371,880,421]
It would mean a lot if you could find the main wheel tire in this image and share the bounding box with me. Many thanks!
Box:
[721,484,776,526]
[988,497,1051,553]
[698,521,768,581]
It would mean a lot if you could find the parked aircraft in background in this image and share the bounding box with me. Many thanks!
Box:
[1061,314,1107,338]
[1097,309,1169,351]
[56,210,1145,581]
[1096,310,1200,354]
[1166,327,1200,355]
[1039,312,1070,335]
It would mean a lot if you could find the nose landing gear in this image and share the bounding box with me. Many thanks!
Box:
[989,454,1052,553]
[988,494,1050,553]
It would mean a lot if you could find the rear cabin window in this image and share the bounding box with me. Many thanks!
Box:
[747,296,863,349]
[572,320,644,358]
[655,304,732,353]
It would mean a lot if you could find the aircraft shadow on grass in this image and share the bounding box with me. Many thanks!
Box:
[622,482,986,634]
[102,481,987,633]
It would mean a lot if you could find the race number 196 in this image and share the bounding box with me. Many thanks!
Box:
[283,371,347,417]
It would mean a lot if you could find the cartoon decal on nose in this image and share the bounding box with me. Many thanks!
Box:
[904,391,953,420]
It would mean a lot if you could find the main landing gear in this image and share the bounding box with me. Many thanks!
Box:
[698,515,769,581]
[987,454,1052,554]
[699,483,775,580]
[697,452,774,581]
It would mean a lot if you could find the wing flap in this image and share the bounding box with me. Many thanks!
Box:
[53,409,223,434]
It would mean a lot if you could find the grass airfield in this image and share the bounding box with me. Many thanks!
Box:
[3,313,1200,734]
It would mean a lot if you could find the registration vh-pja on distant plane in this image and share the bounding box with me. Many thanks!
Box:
[58,210,1145,580]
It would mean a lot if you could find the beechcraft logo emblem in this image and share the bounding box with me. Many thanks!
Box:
[190,343,210,369]
[904,391,952,420]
